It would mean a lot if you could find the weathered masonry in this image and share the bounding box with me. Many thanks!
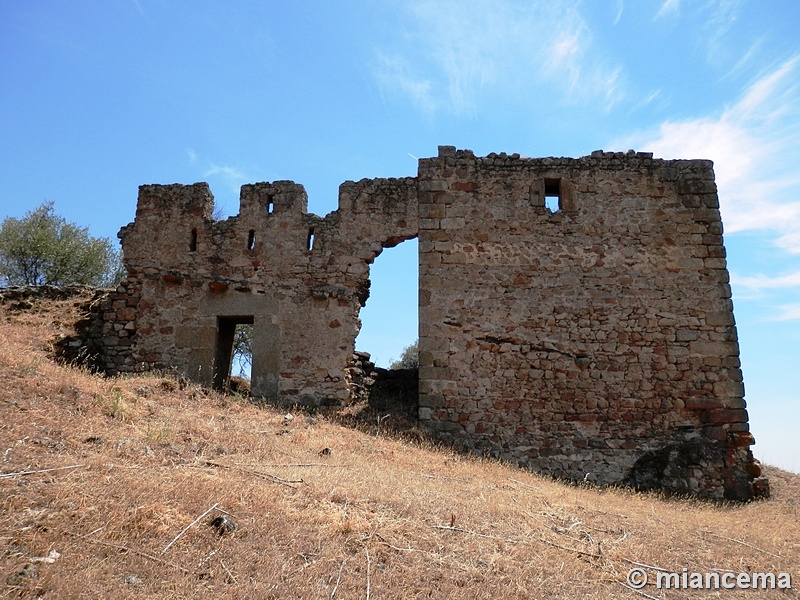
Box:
[67,147,767,500]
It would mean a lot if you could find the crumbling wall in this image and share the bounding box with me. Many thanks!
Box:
[60,146,765,500]
[93,177,417,406]
[417,147,763,500]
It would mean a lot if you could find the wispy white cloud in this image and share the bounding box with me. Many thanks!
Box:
[655,0,681,20]
[703,0,744,65]
[732,271,800,291]
[373,52,436,117]
[653,1,745,67]
[730,270,800,321]
[203,164,247,197]
[719,37,766,82]
[204,164,245,182]
[613,0,624,25]
[616,56,800,253]
[130,0,145,17]
[372,0,627,116]
[629,89,665,114]
[775,304,800,322]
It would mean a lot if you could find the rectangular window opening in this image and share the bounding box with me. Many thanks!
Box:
[544,178,561,212]
[189,228,198,252]
[267,195,275,214]
[214,315,254,391]
[247,229,256,250]
[307,227,315,251]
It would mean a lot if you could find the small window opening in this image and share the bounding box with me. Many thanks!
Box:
[307,227,315,251]
[247,229,256,250]
[189,228,198,252]
[267,194,275,214]
[544,178,561,212]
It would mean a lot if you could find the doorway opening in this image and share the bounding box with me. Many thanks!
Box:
[351,238,419,426]
[214,315,254,391]
[355,238,418,367]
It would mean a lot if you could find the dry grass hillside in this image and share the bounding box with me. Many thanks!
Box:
[1,294,798,599]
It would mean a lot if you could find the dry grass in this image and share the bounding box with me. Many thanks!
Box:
[1,295,798,599]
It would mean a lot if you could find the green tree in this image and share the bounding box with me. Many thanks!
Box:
[231,323,253,379]
[0,201,123,287]
[390,339,419,370]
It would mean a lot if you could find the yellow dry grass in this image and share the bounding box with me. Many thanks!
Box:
[1,294,798,599]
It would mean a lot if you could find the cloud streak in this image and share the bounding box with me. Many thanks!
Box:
[732,271,800,291]
[372,0,627,116]
[655,0,681,20]
[617,56,800,253]
[775,304,800,321]
[204,164,246,183]
[702,0,745,65]
[203,163,249,210]
[613,0,624,25]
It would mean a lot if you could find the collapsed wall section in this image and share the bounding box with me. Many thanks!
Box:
[417,146,763,500]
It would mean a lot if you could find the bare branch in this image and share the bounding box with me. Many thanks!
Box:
[67,531,190,574]
[616,580,661,599]
[700,530,784,559]
[162,503,219,554]
[330,558,347,599]
[0,464,84,479]
[431,525,520,544]
[199,460,304,487]
[623,558,671,573]
[365,546,371,600]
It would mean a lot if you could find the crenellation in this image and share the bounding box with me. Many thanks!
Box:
[55,147,767,501]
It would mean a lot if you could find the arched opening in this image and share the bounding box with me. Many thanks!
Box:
[353,237,419,426]
[355,238,418,367]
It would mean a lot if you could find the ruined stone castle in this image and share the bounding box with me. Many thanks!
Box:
[65,147,767,500]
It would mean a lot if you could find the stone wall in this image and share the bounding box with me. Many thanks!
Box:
[94,177,417,406]
[56,146,765,500]
[417,147,763,500]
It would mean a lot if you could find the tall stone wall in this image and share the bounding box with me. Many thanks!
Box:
[60,146,765,500]
[417,147,761,500]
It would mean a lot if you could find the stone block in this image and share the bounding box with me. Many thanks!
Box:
[701,409,748,424]
[713,380,744,398]
[690,340,738,357]
[675,329,698,342]
[420,218,440,229]
[419,393,445,409]
[684,397,724,410]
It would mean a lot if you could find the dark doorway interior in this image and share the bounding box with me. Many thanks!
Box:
[214,315,254,391]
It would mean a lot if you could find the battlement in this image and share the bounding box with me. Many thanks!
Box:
[136,182,215,219]
[434,144,657,163]
[70,147,764,501]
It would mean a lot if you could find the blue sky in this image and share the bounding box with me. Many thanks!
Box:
[1,0,798,473]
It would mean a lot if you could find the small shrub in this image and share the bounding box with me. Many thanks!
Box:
[145,422,173,445]
[100,387,134,421]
